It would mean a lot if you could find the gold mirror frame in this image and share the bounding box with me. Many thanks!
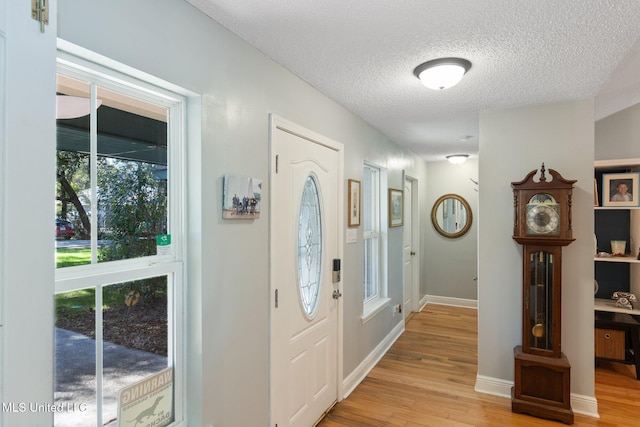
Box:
[431,194,473,238]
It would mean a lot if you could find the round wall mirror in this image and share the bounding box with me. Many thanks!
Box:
[431,194,472,238]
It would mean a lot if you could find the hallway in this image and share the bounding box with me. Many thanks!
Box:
[320,305,640,427]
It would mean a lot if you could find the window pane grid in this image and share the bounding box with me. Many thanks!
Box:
[363,235,379,302]
[363,164,381,304]
[55,57,183,427]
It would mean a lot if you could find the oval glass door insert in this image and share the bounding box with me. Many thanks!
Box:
[298,175,323,318]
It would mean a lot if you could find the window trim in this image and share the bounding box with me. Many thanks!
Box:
[55,42,187,426]
[361,162,389,324]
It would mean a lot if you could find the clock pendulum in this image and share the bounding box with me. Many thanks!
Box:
[511,163,576,424]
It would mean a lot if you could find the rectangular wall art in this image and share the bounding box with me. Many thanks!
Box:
[389,188,404,227]
[223,174,262,219]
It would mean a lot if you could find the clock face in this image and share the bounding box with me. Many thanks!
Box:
[526,194,560,235]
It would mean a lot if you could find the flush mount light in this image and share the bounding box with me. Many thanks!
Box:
[56,95,102,119]
[414,58,472,90]
[446,154,469,165]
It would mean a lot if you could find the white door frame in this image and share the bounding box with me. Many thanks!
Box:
[268,115,345,423]
[2,2,58,425]
[404,173,420,314]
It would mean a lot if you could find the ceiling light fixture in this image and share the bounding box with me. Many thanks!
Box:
[446,154,469,165]
[414,58,472,90]
[56,95,102,119]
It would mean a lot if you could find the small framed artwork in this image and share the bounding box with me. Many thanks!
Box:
[222,174,262,219]
[602,172,640,207]
[388,188,404,228]
[348,179,361,227]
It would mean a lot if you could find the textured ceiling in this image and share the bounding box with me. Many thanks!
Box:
[185,0,640,162]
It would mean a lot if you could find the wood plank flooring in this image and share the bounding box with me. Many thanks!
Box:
[319,304,640,427]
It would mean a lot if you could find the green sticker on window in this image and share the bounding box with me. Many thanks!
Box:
[156,234,171,246]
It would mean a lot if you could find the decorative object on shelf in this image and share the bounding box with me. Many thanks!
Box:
[388,188,404,228]
[612,291,637,310]
[602,172,640,207]
[347,179,361,227]
[611,240,627,256]
[594,178,599,207]
[511,163,576,425]
[431,194,472,238]
[594,280,599,295]
[222,174,262,219]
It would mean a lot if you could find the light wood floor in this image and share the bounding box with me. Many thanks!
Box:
[319,304,640,427]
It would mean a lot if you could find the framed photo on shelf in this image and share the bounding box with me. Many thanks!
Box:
[347,179,361,227]
[602,172,640,207]
[388,188,403,228]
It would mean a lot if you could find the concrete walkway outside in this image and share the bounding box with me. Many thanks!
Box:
[55,328,167,426]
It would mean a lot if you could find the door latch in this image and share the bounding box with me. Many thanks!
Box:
[332,289,342,300]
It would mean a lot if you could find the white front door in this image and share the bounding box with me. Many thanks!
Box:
[270,116,342,427]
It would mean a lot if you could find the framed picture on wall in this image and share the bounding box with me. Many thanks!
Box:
[602,172,640,207]
[222,174,262,219]
[388,188,403,227]
[347,179,361,227]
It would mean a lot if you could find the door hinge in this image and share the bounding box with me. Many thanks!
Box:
[31,0,49,33]
[275,289,278,308]
[275,155,279,173]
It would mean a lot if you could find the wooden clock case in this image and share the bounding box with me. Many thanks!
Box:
[511,164,576,425]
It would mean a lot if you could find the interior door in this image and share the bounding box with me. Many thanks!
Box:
[403,177,415,319]
[270,117,342,427]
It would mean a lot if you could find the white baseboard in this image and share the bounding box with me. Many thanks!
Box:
[474,375,599,419]
[571,393,599,419]
[425,295,478,309]
[474,374,512,398]
[418,295,429,311]
[341,320,405,399]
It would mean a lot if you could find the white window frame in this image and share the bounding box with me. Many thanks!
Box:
[361,162,390,323]
[54,44,187,427]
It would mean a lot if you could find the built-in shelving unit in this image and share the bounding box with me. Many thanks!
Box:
[594,256,640,264]
[595,298,640,315]
[594,159,640,313]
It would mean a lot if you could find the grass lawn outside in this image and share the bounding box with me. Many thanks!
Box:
[55,247,120,314]
[56,247,91,268]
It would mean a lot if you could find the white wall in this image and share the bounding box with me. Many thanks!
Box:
[476,100,596,410]
[425,159,478,301]
[595,102,640,161]
[55,1,429,426]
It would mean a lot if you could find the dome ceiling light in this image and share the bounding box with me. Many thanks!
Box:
[414,58,472,90]
[446,154,469,165]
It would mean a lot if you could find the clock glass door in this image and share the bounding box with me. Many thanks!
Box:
[528,250,554,352]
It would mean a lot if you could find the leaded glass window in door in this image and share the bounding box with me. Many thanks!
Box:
[297,175,323,318]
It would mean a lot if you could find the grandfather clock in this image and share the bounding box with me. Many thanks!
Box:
[511,163,576,425]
